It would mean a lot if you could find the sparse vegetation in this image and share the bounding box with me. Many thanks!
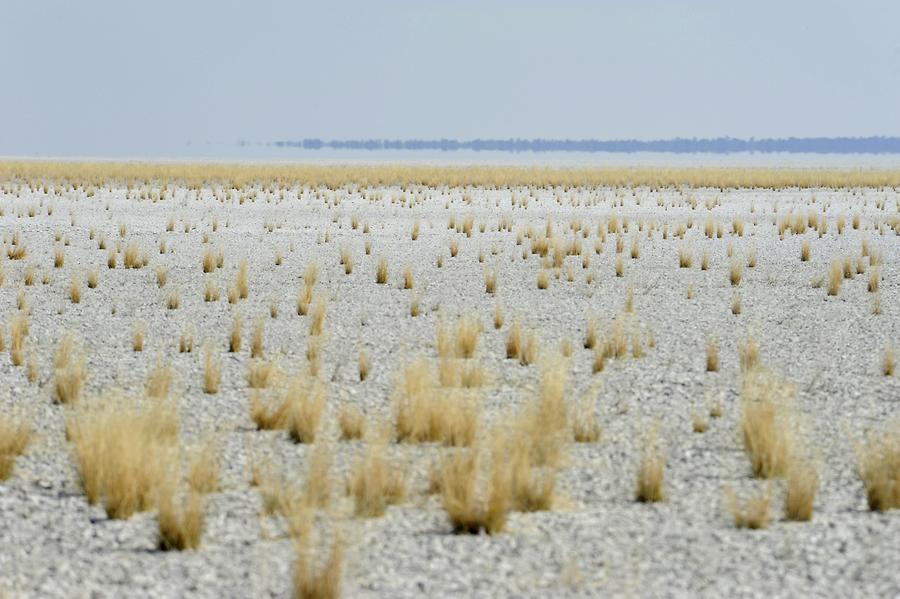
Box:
[2,166,898,595]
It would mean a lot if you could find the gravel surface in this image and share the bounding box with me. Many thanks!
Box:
[0,182,898,598]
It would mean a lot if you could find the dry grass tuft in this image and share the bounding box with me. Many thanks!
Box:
[297,281,315,316]
[402,265,415,290]
[440,447,509,534]
[884,345,896,377]
[339,245,353,274]
[166,288,181,310]
[868,268,880,293]
[157,487,205,551]
[187,438,221,495]
[229,314,243,353]
[856,423,900,511]
[635,429,665,503]
[203,344,221,394]
[132,322,146,352]
[572,396,600,443]
[358,348,370,381]
[375,256,388,284]
[202,247,217,273]
[179,327,194,353]
[247,359,277,389]
[493,304,504,329]
[236,259,250,299]
[292,518,344,599]
[738,336,759,371]
[692,410,709,433]
[485,268,497,294]
[827,260,842,296]
[731,292,742,315]
[123,243,143,269]
[309,296,327,337]
[506,321,522,359]
[706,338,719,372]
[0,414,31,481]
[454,316,482,359]
[338,405,365,440]
[68,393,178,519]
[348,441,406,518]
[69,275,82,304]
[726,486,771,529]
[740,368,795,478]
[784,459,819,521]
[730,261,743,286]
[251,317,265,359]
[284,378,327,443]
[394,359,480,446]
[146,358,172,399]
[584,318,598,350]
[203,276,220,302]
[678,245,693,268]
[54,334,86,404]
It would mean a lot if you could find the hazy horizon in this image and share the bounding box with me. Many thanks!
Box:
[3,0,899,159]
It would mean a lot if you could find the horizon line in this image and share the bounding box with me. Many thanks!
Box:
[260,136,900,155]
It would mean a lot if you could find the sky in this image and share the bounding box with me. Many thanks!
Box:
[2,0,899,158]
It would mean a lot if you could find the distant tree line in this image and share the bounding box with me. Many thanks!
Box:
[261,137,900,154]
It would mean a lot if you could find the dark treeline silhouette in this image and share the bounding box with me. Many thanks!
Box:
[263,137,900,154]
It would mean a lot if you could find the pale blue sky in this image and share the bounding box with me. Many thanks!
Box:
[2,0,899,157]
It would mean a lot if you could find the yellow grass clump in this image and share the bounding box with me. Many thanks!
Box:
[339,245,353,275]
[784,459,819,521]
[0,414,31,481]
[485,268,497,294]
[572,396,600,443]
[856,423,900,511]
[393,359,479,447]
[67,393,179,519]
[309,296,327,337]
[146,359,172,399]
[706,337,719,372]
[236,259,250,299]
[54,334,86,404]
[251,317,265,359]
[229,314,243,353]
[348,441,406,518]
[440,446,509,534]
[338,405,365,440]
[635,430,665,503]
[69,275,81,304]
[291,515,344,599]
[726,486,771,529]
[827,260,842,296]
[884,345,895,377]
[376,256,388,284]
[358,348,370,381]
[740,368,795,478]
[157,486,205,551]
[730,261,742,286]
[203,345,221,394]
[9,313,28,367]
